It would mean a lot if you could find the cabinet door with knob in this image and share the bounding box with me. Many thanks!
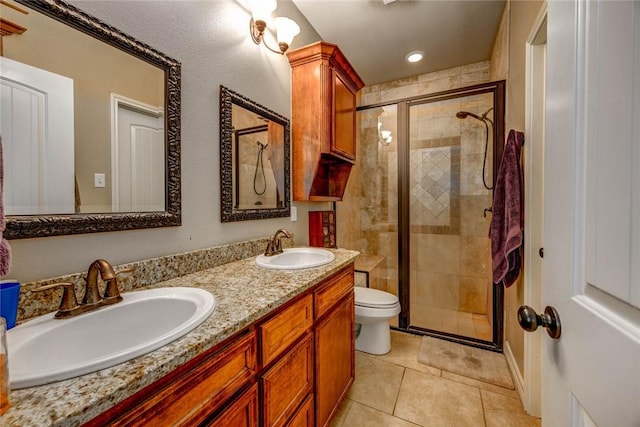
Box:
[287,41,364,201]
[314,266,355,427]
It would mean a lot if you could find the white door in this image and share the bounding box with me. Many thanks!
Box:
[110,94,164,212]
[0,57,75,214]
[543,1,640,425]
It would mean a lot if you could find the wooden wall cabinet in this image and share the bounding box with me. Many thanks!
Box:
[287,41,364,201]
[87,265,355,427]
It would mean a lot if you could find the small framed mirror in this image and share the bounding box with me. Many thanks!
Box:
[219,86,290,222]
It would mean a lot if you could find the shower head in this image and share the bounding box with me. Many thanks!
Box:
[455,111,482,121]
[455,108,494,125]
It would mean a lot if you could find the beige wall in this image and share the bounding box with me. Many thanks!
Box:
[490,0,544,378]
[3,4,163,212]
[5,0,326,282]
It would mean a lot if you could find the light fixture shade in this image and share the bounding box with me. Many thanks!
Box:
[249,0,277,23]
[274,17,300,47]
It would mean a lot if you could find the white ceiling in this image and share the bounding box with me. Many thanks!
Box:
[292,0,506,86]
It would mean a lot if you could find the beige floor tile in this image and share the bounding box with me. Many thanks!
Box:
[376,331,442,377]
[341,401,420,427]
[442,371,519,398]
[394,368,485,426]
[348,352,405,414]
[330,398,353,427]
[482,389,542,427]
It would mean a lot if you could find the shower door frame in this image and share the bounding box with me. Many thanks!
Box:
[358,80,506,352]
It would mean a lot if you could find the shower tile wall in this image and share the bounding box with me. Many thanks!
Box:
[348,61,494,340]
[232,104,278,209]
[360,61,491,106]
[236,131,278,208]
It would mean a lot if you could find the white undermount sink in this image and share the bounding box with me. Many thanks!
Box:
[255,247,335,270]
[7,287,216,389]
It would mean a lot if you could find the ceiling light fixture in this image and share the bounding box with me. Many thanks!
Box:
[405,51,424,63]
[248,0,300,55]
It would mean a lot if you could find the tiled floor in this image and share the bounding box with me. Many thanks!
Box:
[332,331,541,427]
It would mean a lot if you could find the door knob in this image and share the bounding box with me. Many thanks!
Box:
[517,305,561,339]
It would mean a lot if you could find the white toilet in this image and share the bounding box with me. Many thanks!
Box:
[354,287,401,355]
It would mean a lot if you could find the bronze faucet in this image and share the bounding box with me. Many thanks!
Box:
[32,259,135,319]
[264,229,292,256]
[84,259,116,306]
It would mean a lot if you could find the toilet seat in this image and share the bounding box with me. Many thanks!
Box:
[355,287,399,309]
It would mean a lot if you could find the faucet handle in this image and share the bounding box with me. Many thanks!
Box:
[32,282,80,319]
[103,266,136,303]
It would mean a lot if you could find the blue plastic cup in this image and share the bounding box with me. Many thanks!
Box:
[0,280,21,329]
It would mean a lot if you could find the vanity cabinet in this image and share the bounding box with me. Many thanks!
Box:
[260,332,314,426]
[84,330,257,427]
[258,294,314,427]
[86,264,354,427]
[287,41,364,201]
[314,267,355,427]
[208,383,259,427]
[259,294,313,367]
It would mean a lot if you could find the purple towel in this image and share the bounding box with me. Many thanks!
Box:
[490,130,524,288]
[0,135,11,276]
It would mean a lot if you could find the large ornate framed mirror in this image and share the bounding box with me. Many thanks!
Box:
[219,86,290,222]
[1,0,181,239]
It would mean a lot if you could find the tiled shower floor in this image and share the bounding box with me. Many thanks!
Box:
[410,307,492,341]
[332,331,541,426]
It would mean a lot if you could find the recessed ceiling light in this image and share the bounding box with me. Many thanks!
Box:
[405,51,424,63]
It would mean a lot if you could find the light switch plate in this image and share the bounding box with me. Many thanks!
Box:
[94,173,106,188]
[291,206,297,222]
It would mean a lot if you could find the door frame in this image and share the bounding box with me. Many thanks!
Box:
[110,93,163,211]
[518,2,548,418]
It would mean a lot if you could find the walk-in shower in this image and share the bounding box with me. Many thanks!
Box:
[353,81,505,350]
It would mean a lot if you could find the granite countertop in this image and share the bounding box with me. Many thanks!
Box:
[2,248,359,427]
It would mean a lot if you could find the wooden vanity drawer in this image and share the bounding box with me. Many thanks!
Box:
[286,393,314,427]
[206,383,259,427]
[96,330,257,427]
[261,333,314,427]
[259,294,313,367]
[314,265,354,318]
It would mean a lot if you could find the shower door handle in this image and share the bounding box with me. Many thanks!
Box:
[517,305,561,339]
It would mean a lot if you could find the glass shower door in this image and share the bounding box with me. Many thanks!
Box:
[407,92,494,341]
[355,105,399,325]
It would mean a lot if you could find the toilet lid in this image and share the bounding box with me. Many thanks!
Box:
[355,287,399,308]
